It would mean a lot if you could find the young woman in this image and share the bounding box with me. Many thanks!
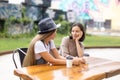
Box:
[23,18,85,67]
[59,23,86,58]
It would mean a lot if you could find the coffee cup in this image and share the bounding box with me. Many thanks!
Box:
[66,56,73,68]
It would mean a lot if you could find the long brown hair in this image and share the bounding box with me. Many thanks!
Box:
[22,30,56,67]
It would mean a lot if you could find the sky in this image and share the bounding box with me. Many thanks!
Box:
[9,0,25,4]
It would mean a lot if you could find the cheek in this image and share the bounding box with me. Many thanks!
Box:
[52,33,56,38]
[80,31,83,36]
[76,32,83,36]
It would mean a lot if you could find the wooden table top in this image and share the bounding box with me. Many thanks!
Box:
[14,57,120,80]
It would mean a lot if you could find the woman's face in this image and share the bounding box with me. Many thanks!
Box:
[71,26,83,40]
[48,30,57,40]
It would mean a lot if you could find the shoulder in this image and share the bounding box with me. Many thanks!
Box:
[35,40,44,47]
[50,40,54,43]
[49,40,55,44]
[62,36,70,41]
[61,36,70,44]
[35,40,43,44]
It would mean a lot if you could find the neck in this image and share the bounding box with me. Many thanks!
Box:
[43,39,50,45]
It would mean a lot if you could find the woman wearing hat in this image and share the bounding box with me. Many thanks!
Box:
[23,18,85,67]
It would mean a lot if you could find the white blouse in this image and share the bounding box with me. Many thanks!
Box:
[34,40,55,60]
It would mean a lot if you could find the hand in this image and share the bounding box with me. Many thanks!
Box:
[79,57,86,64]
[75,34,82,41]
[73,57,79,66]
[73,57,86,66]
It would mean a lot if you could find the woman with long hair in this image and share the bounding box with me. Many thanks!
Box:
[59,23,88,57]
[23,18,85,67]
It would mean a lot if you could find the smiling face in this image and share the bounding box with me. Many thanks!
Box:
[71,26,83,40]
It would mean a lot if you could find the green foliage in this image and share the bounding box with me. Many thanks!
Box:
[5,15,32,25]
[84,35,120,47]
[0,32,10,38]
[1,6,33,38]
[0,38,31,51]
[33,23,39,33]
[55,15,70,35]
[0,34,120,52]
[54,33,68,47]
[22,17,32,25]
[57,21,70,34]
[0,31,35,38]
[3,16,33,38]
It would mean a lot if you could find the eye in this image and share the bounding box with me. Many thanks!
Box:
[76,30,79,33]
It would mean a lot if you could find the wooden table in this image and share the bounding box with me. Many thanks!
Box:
[14,57,120,80]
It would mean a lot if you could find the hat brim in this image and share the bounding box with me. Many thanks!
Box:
[38,25,59,34]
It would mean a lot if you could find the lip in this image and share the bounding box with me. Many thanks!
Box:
[73,35,78,37]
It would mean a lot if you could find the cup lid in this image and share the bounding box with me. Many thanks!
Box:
[66,56,73,60]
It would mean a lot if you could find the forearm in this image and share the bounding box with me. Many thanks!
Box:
[57,54,66,59]
[50,57,85,66]
[49,58,66,65]
[75,40,84,57]
[52,48,66,60]
[50,57,83,66]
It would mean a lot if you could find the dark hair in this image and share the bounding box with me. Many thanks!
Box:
[69,23,85,42]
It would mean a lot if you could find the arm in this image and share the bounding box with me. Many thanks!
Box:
[75,40,84,57]
[51,47,86,65]
[60,36,84,58]
[59,36,71,57]
[39,51,66,65]
[39,51,82,65]
[51,48,66,59]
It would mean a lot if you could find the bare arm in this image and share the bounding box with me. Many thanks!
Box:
[39,51,83,65]
[51,48,66,59]
[75,40,84,57]
[39,51,66,65]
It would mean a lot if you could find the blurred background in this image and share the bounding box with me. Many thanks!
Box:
[0,0,120,80]
[0,0,120,51]
[0,0,120,35]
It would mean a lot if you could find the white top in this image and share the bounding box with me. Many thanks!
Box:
[34,40,55,60]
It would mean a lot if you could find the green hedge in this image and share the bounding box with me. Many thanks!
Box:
[55,16,70,35]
